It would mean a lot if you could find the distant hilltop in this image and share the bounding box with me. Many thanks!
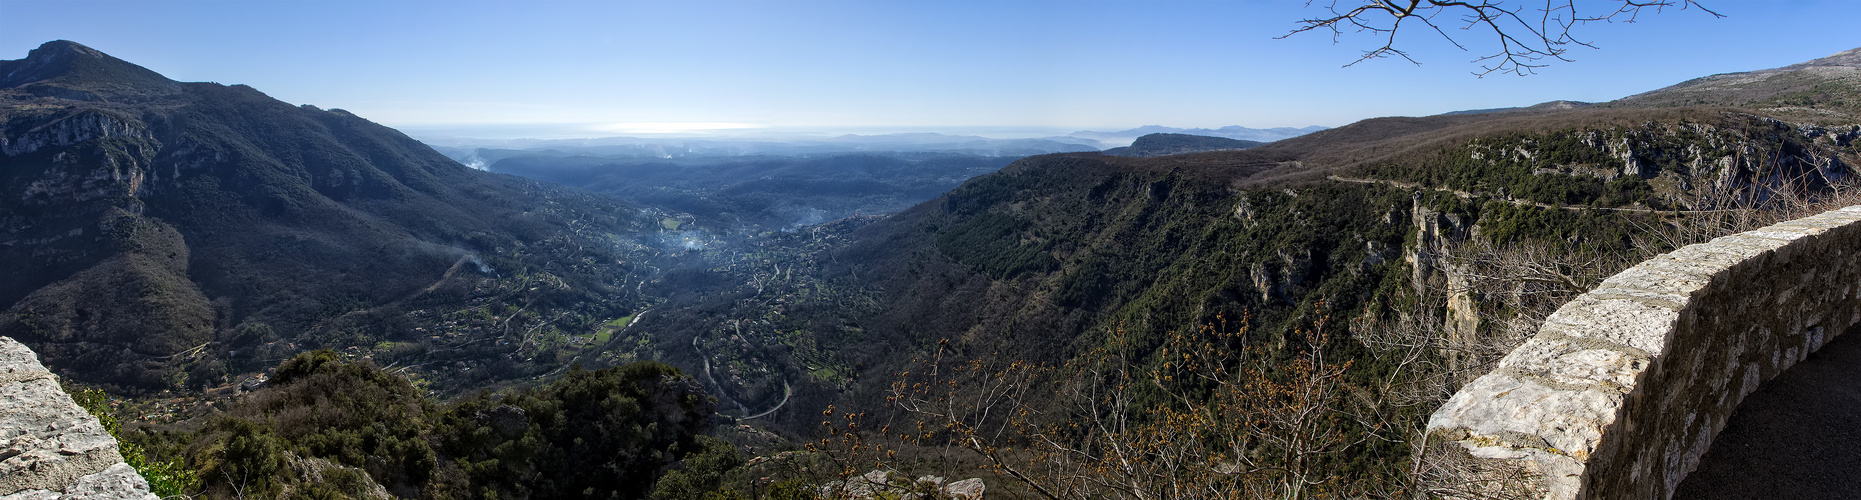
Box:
[1066,124,1328,148]
[1439,100,1594,116]
[1101,133,1262,157]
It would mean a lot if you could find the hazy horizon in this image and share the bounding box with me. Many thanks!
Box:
[399,123,1335,144]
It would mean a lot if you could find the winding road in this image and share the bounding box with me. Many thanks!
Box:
[1327,175,1748,214]
[692,322,793,419]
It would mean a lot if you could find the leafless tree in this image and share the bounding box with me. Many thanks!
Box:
[1284,1,1721,76]
[884,312,1372,500]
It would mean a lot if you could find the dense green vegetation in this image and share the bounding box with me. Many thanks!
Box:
[1359,116,1859,212]
[70,385,200,497]
[110,352,736,499]
[933,211,1057,279]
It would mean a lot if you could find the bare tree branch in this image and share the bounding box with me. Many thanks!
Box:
[1283,1,1722,76]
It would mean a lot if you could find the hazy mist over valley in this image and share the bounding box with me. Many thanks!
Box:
[5,1,1861,499]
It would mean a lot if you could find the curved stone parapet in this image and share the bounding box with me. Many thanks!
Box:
[1426,205,1861,499]
[0,336,157,500]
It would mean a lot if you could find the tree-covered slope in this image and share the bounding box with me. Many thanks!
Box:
[112,352,720,499]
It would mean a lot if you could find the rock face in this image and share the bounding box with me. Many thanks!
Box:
[0,336,156,500]
[0,109,153,158]
[817,470,985,499]
[1469,119,1857,211]
[1404,195,1483,374]
[1426,205,1861,499]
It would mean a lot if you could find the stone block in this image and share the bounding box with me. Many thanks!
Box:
[0,337,155,500]
[1426,205,1861,499]
[1539,296,1680,354]
[1430,374,1622,461]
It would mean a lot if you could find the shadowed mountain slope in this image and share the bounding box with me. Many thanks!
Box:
[0,41,652,391]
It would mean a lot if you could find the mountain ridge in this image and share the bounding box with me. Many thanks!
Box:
[1066,124,1327,147]
[0,40,178,99]
[1610,45,1861,119]
[0,40,653,391]
[1101,132,1264,157]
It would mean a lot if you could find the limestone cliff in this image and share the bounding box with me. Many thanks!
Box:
[1464,118,1858,209]
[1404,195,1483,374]
[0,336,156,499]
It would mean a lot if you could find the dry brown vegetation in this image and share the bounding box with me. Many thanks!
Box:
[837,309,1392,500]
[1088,106,1820,193]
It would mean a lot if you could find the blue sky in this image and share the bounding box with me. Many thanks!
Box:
[2,1,1858,138]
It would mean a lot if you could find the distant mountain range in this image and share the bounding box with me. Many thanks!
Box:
[421,133,1099,159]
[1101,133,1263,157]
[1064,124,1328,148]
[418,125,1328,158]
[1439,100,1594,116]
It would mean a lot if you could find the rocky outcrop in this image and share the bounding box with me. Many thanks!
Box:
[0,336,156,500]
[1405,195,1472,292]
[3,109,161,209]
[818,470,985,499]
[1476,118,1857,210]
[1405,195,1482,368]
[0,110,151,157]
[1425,205,1861,499]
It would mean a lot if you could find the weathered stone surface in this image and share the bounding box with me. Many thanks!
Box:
[818,469,985,499]
[1426,204,1861,499]
[945,478,986,499]
[0,337,156,500]
[1537,296,1679,354]
[55,464,157,500]
[0,109,151,157]
[1431,373,1622,461]
[0,489,61,500]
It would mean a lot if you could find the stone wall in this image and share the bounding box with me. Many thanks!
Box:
[1426,205,1861,499]
[0,336,157,500]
